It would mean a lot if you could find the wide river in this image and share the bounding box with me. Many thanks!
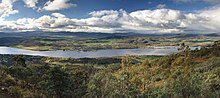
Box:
[0,46,198,58]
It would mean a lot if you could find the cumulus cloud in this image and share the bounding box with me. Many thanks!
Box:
[196,6,220,32]
[52,13,66,18]
[0,0,18,18]
[41,0,76,11]
[23,0,38,9]
[1,6,220,34]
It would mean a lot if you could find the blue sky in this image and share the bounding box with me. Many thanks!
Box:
[7,0,215,20]
[0,0,220,33]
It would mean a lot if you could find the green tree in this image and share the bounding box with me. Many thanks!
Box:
[13,55,26,67]
[39,65,73,98]
[86,71,140,98]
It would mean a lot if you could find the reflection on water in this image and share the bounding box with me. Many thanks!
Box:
[0,46,198,58]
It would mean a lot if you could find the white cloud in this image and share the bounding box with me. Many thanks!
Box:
[52,13,66,18]
[41,0,76,11]
[1,6,220,34]
[0,0,18,18]
[156,4,167,9]
[89,10,119,17]
[196,6,220,32]
[23,0,38,9]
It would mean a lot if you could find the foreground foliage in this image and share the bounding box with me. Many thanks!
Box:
[0,42,220,98]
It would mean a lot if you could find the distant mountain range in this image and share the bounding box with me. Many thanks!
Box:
[0,32,219,38]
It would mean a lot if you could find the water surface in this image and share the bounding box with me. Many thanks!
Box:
[0,46,196,58]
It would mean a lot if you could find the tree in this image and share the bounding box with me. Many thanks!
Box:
[178,43,190,57]
[178,42,186,51]
[213,41,220,47]
[13,55,26,67]
[39,65,73,98]
[121,55,132,70]
[86,71,140,98]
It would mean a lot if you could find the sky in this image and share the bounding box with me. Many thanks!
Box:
[0,0,220,34]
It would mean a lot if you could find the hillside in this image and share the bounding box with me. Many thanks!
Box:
[0,42,220,98]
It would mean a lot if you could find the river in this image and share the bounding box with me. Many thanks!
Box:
[0,46,198,58]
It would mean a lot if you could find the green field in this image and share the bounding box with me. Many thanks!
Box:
[0,32,219,51]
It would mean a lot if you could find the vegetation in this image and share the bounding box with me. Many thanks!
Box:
[0,32,219,51]
[0,42,220,98]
